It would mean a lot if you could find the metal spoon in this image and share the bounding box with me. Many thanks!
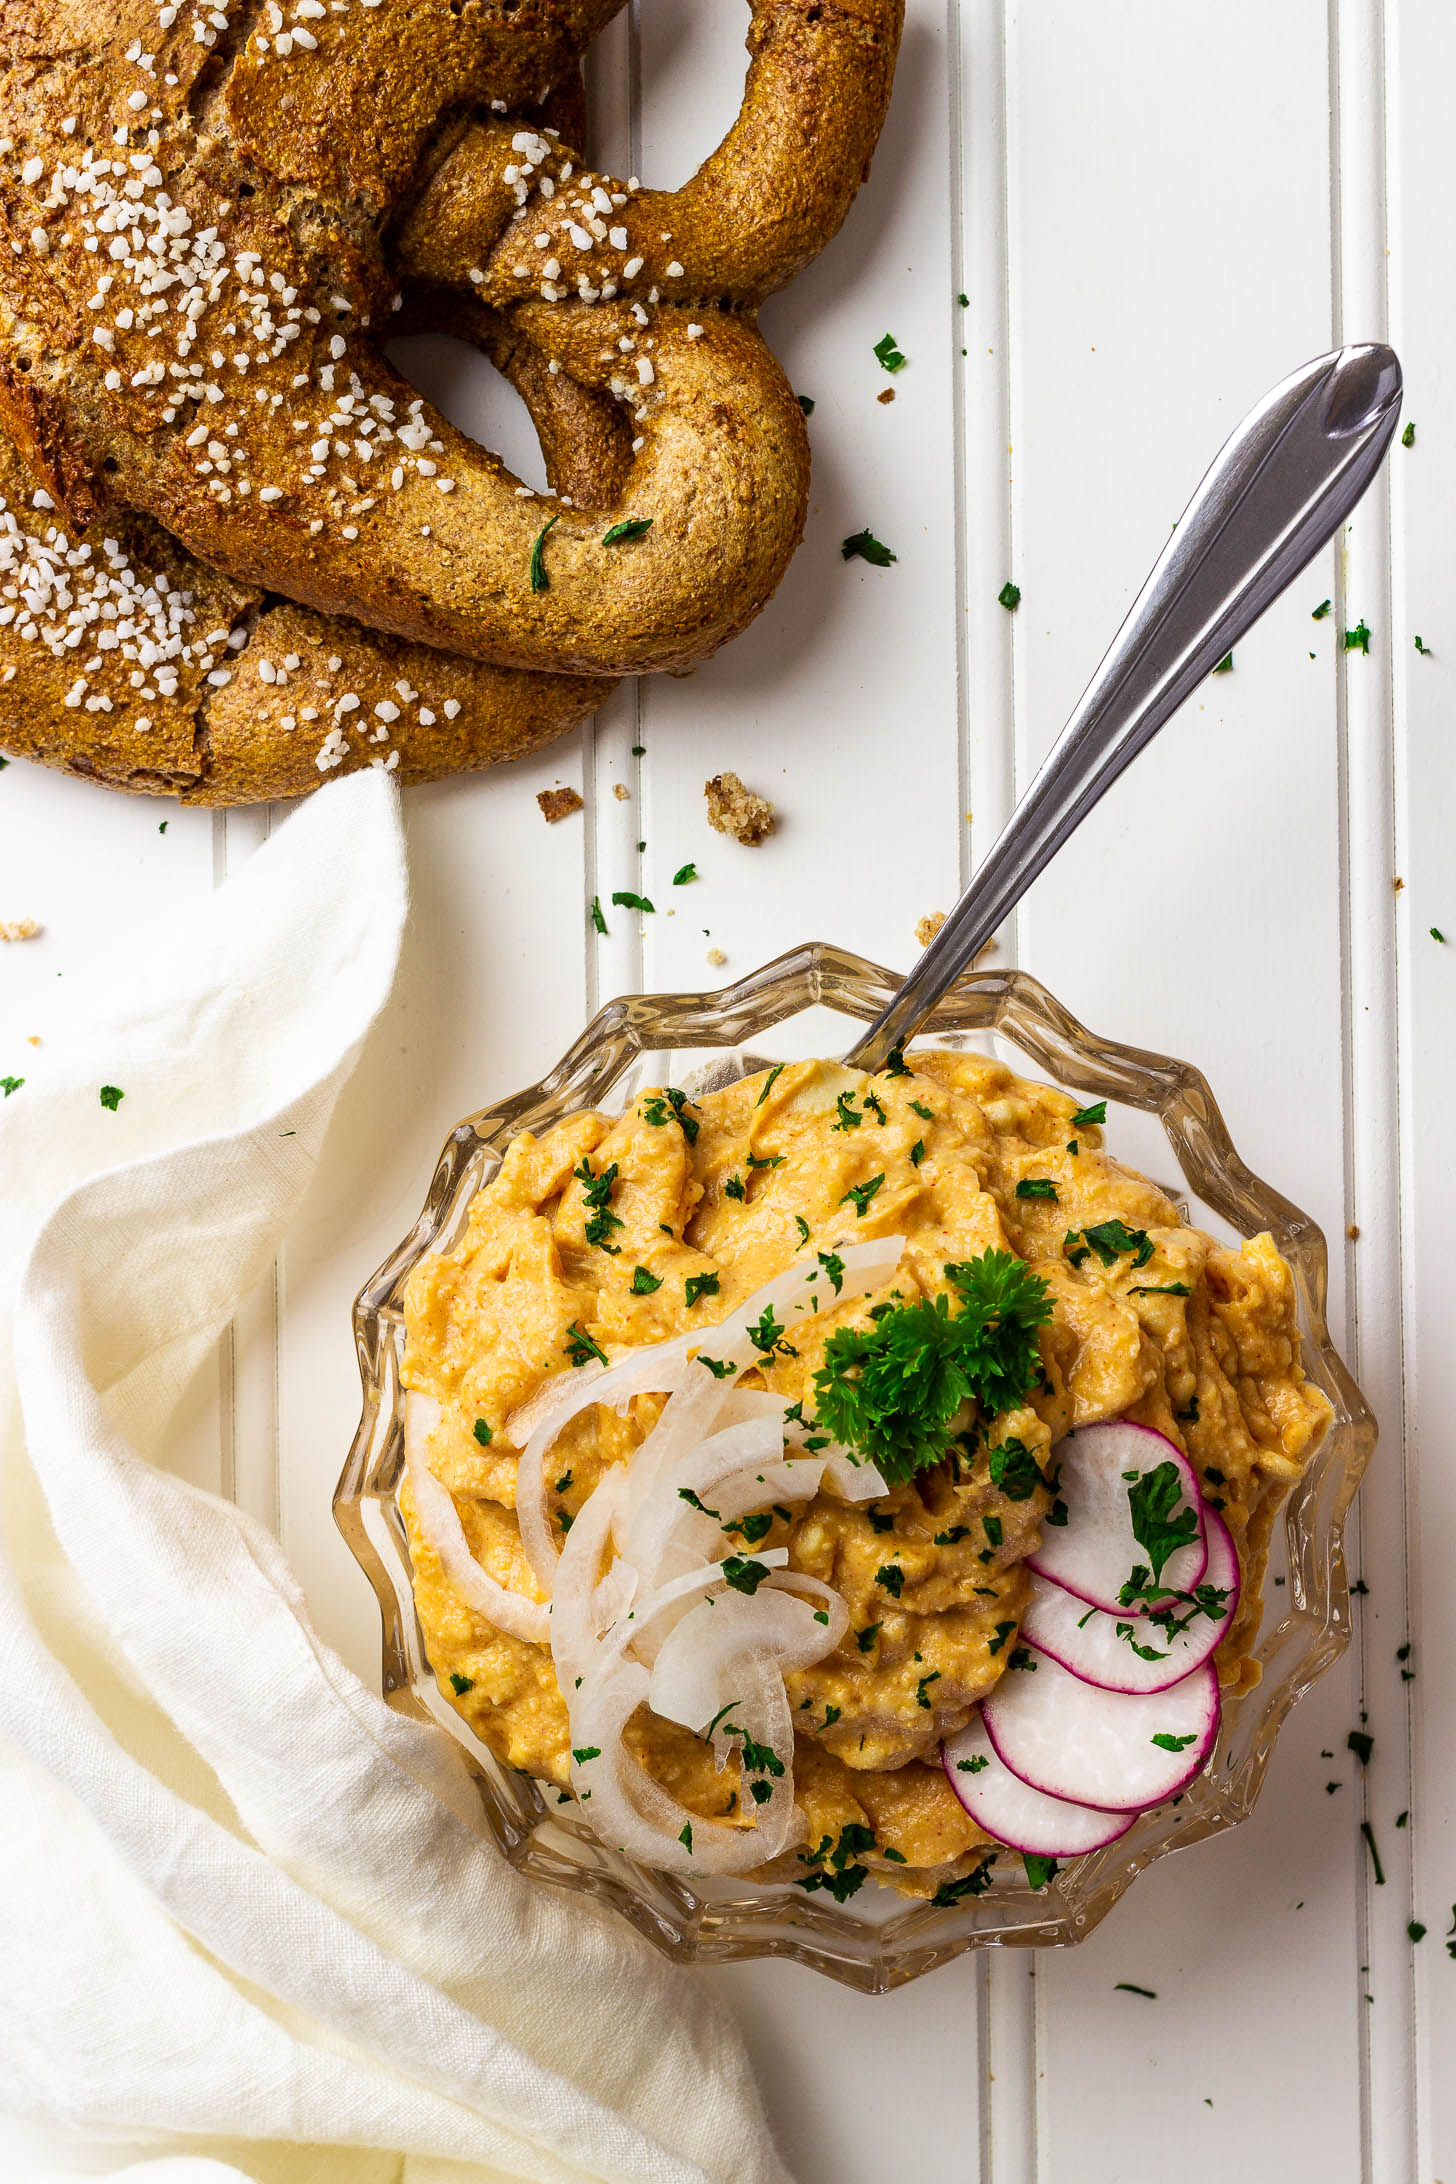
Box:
[844,341,1402,1073]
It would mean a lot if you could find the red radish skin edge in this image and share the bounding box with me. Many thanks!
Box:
[981,1646,1222,1812]
[941,1730,1138,1859]
[1021,1504,1242,1696]
[1026,1420,1208,1617]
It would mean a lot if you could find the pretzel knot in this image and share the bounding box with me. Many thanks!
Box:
[0,0,902,802]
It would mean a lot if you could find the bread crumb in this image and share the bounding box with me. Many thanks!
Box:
[914,911,946,949]
[705,771,775,846]
[1347,1223,1360,1241]
[706,947,727,968]
[536,787,583,824]
[1393,876,1405,894]
[26,1034,41,1046]
[613,781,630,802]
[877,388,896,405]
[0,917,41,942]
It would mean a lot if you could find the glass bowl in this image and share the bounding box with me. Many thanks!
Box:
[336,944,1375,1993]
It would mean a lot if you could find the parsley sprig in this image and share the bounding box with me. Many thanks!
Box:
[809,1250,1051,1485]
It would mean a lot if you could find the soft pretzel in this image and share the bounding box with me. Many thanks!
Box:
[0,0,902,800]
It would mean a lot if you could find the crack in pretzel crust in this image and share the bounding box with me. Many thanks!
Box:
[0,0,902,803]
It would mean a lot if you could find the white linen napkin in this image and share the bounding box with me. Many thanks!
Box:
[0,772,789,2184]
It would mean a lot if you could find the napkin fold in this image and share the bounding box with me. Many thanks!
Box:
[0,773,789,2184]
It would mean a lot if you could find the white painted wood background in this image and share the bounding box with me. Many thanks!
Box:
[1,1,1452,2177]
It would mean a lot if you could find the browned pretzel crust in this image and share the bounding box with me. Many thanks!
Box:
[0,0,901,800]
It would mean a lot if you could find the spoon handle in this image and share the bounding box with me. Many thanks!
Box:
[844,341,1402,1073]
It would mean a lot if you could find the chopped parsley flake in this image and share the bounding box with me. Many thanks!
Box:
[630,1266,663,1295]
[672,862,698,885]
[1348,1729,1374,1766]
[1345,619,1373,654]
[611,889,654,913]
[875,1564,904,1598]
[1023,1854,1058,1891]
[1361,1820,1386,1885]
[857,1623,882,1652]
[1015,1177,1058,1201]
[1065,1218,1155,1270]
[1432,927,1447,944]
[817,1249,846,1293]
[957,1754,989,1774]
[832,1090,862,1131]
[988,1619,1016,1656]
[573,1158,624,1251]
[756,1063,786,1107]
[685,1271,720,1308]
[529,513,560,592]
[1070,1101,1106,1126]
[797,393,815,415]
[873,332,907,374]
[602,516,653,545]
[1126,1461,1201,1585]
[565,1322,608,1368]
[884,1045,912,1077]
[935,1525,971,1545]
[448,1672,474,1695]
[910,1138,926,1166]
[811,1249,1051,1484]
[909,1099,934,1121]
[724,1175,747,1202]
[1415,634,1433,655]
[722,1556,771,1595]
[1,1076,23,1098]
[1402,420,1415,447]
[697,1354,736,1379]
[842,529,897,568]
[678,1821,693,1852]
[572,1746,601,1765]
[472,1418,492,1447]
[931,1854,996,1906]
[99,1085,125,1111]
[998,580,1021,611]
[839,1174,885,1218]
[1212,652,1233,674]
[1151,1731,1197,1752]
[590,896,608,935]
[1115,1983,1158,1999]
[915,1670,942,1709]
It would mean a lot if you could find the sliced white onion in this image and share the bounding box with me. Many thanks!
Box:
[402,1393,550,1645]
[624,1413,798,1586]
[647,1586,843,1732]
[517,1337,700,1586]
[548,1465,635,1693]
[570,1655,799,1874]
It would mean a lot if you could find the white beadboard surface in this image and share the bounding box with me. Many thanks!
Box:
[1,3,1451,2178]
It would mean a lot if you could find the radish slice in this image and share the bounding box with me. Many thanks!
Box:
[942,1717,1136,1857]
[1021,1506,1241,1694]
[1027,1420,1207,1615]
[982,1642,1219,1811]
[402,1394,551,1645]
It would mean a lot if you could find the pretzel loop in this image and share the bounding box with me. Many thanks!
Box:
[0,0,902,800]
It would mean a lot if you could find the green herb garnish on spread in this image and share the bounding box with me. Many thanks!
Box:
[1065,1219,1155,1270]
[756,1063,786,1106]
[832,1091,862,1131]
[1132,1282,1190,1296]
[931,1854,996,1906]
[884,1045,912,1076]
[721,1556,771,1595]
[449,1672,474,1695]
[697,1354,736,1379]
[602,516,653,546]
[529,513,559,592]
[875,1564,904,1598]
[565,1322,608,1368]
[1015,1177,1058,1201]
[573,1158,624,1252]
[1069,1101,1106,1126]
[630,1266,662,1295]
[839,1175,885,1218]
[810,1250,1051,1485]
[724,1176,747,1202]
[842,529,897,567]
[473,1418,492,1446]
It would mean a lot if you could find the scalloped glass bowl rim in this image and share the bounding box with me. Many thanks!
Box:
[336,944,1374,1994]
